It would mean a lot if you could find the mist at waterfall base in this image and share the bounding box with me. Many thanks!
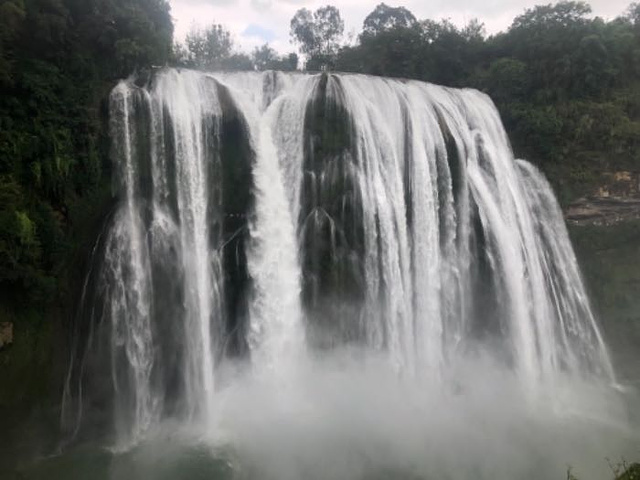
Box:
[41,70,639,480]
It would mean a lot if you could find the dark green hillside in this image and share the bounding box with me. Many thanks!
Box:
[0,0,173,440]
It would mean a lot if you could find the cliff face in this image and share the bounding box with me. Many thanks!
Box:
[0,185,114,468]
[565,171,640,383]
[569,219,640,384]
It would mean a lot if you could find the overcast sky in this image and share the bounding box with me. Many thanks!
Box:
[170,0,634,53]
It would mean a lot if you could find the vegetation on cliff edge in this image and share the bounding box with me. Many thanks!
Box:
[0,0,173,410]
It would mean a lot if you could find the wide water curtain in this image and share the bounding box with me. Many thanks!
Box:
[63,69,614,446]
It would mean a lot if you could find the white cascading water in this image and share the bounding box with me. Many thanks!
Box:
[107,82,159,446]
[63,69,617,452]
[154,70,221,426]
[219,73,309,373]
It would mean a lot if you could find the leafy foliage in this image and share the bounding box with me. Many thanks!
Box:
[184,23,233,70]
[252,44,298,71]
[290,5,344,69]
[361,3,417,37]
[176,25,297,72]
[0,0,173,308]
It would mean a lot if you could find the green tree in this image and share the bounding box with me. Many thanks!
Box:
[419,18,486,85]
[283,52,299,71]
[253,43,279,70]
[185,23,233,70]
[0,0,174,305]
[478,57,530,103]
[361,2,417,37]
[221,52,254,71]
[252,44,299,71]
[290,5,344,69]
[511,1,591,29]
[337,24,424,78]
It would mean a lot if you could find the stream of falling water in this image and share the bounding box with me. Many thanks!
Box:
[216,73,308,372]
[59,71,626,472]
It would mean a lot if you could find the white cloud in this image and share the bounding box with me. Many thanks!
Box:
[170,0,633,53]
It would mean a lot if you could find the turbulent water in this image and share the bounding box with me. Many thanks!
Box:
[52,69,639,480]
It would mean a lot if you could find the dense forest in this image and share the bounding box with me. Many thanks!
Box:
[1,0,640,411]
[0,0,173,307]
[0,0,175,411]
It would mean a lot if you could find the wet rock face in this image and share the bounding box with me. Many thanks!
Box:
[569,220,640,383]
[566,174,640,382]
[0,322,12,350]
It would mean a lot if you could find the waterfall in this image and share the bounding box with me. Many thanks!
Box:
[62,69,615,446]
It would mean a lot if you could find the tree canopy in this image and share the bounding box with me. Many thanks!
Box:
[0,0,174,307]
[290,5,344,69]
[252,44,298,71]
[175,23,297,72]
[184,24,233,70]
[361,3,417,37]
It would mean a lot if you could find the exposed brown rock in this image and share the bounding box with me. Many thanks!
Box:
[566,197,640,226]
[565,171,640,226]
[595,171,640,199]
